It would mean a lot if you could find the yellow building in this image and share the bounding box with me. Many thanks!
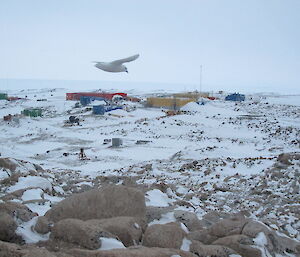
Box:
[146,97,195,110]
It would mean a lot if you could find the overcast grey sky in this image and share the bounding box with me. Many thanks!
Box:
[1,0,299,92]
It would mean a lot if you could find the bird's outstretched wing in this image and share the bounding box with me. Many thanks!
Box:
[111,54,139,65]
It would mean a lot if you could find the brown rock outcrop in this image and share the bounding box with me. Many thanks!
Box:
[45,185,146,222]
[142,222,186,249]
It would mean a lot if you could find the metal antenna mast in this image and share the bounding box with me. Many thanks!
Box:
[200,65,203,94]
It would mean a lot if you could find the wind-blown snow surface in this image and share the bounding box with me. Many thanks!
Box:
[0,88,299,250]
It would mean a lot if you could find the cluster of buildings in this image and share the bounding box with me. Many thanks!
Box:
[1,89,246,122]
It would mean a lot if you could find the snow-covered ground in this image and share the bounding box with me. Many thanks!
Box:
[0,88,299,251]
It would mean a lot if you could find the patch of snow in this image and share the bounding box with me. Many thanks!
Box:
[53,185,64,195]
[8,176,52,193]
[253,232,268,246]
[180,237,192,251]
[16,216,50,243]
[76,181,93,187]
[0,169,9,179]
[180,222,189,233]
[25,201,51,216]
[285,224,298,238]
[269,224,279,230]
[145,189,174,207]
[176,186,189,195]
[43,193,64,203]
[275,253,297,257]
[21,188,43,201]
[91,100,106,106]
[99,237,126,250]
[181,102,202,112]
[253,232,272,257]
[149,212,176,225]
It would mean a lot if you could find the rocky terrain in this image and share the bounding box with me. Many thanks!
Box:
[0,152,299,257]
[0,89,299,256]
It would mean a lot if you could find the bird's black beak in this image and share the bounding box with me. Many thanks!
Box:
[126,71,128,73]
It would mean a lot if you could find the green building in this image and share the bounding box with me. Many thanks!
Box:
[22,108,42,117]
[0,93,8,100]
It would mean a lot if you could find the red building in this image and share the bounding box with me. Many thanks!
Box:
[66,92,127,101]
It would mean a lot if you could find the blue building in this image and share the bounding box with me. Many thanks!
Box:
[225,93,245,102]
[92,105,105,115]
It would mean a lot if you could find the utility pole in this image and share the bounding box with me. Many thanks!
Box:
[199,65,203,94]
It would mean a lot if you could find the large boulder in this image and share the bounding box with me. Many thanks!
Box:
[0,158,43,175]
[0,240,72,257]
[189,240,236,257]
[0,158,18,172]
[142,222,186,249]
[0,202,37,222]
[145,206,174,223]
[208,215,248,238]
[50,218,116,250]
[187,229,218,244]
[242,220,300,255]
[0,213,18,242]
[34,216,51,234]
[199,211,230,228]
[174,210,202,231]
[68,246,197,257]
[277,153,300,165]
[0,240,23,257]
[87,216,145,247]
[45,185,146,222]
[212,234,261,257]
[22,248,58,257]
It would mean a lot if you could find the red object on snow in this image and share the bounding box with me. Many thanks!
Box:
[3,114,12,121]
[207,97,217,100]
[66,92,127,101]
[7,97,22,101]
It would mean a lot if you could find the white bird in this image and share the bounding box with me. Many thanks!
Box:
[93,54,139,73]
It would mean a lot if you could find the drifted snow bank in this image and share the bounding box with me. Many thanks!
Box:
[7,176,52,193]
[99,237,126,250]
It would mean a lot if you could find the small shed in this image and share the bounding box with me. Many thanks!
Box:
[225,93,245,102]
[93,105,105,115]
[80,96,92,106]
[112,138,122,147]
[22,108,42,117]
